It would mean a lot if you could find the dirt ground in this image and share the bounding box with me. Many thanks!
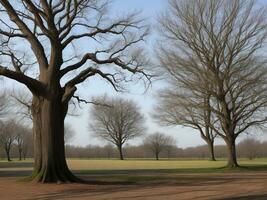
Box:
[1,172,267,200]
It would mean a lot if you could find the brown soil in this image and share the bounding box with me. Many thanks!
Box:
[1,172,267,200]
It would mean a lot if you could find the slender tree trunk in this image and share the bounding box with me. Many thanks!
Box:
[118,145,124,160]
[5,148,11,162]
[18,149,22,161]
[207,141,216,161]
[226,139,239,168]
[30,95,79,183]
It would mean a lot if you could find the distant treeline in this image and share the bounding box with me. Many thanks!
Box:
[0,138,265,161]
[64,139,267,160]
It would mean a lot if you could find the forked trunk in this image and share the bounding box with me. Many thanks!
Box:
[30,96,79,183]
[5,148,11,162]
[226,139,239,168]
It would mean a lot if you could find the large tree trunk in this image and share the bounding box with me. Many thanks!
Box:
[30,95,79,183]
[155,152,159,160]
[226,139,239,168]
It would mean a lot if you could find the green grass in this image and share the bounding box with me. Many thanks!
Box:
[67,159,225,170]
[1,158,267,173]
[66,158,267,171]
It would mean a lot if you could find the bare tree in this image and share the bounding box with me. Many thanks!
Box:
[0,119,16,161]
[64,123,75,145]
[0,0,151,182]
[158,0,267,167]
[143,132,174,160]
[103,144,116,159]
[164,139,177,159]
[154,89,217,161]
[89,96,145,160]
[14,123,31,161]
[21,131,33,160]
[238,138,261,160]
[0,92,8,118]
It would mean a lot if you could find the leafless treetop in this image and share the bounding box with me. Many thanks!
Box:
[90,96,145,146]
[158,0,267,139]
[0,0,152,102]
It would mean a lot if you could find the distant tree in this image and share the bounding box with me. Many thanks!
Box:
[0,92,8,118]
[90,96,145,160]
[0,120,16,161]
[165,143,177,159]
[14,123,31,161]
[144,132,175,160]
[154,89,217,161]
[103,144,116,159]
[21,132,33,160]
[238,138,261,160]
[64,123,76,145]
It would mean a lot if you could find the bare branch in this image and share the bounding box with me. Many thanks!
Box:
[0,65,45,94]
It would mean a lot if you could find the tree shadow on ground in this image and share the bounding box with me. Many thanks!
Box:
[25,189,215,200]
[0,170,32,177]
[218,194,267,200]
[1,165,267,200]
[0,162,33,168]
[23,184,267,200]
[1,164,267,184]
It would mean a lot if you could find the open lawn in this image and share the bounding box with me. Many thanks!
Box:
[1,159,267,199]
[66,158,267,170]
[0,158,267,170]
[1,158,267,172]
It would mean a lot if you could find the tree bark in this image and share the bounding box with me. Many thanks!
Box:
[30,95,80,183]
[5,148,11,162]
[226,139,239,168]
[207,141,216,161]
[18,149,22,161]
[155,152,159,160]
[118,145,124,160]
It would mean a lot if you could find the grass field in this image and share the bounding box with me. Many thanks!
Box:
[66,158,267,171]
[1,158,267,172]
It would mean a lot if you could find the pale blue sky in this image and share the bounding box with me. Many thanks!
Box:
[67,0,267,148]
[65,0,199,148]
[3,0,266,148]
[67,0,209,148]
